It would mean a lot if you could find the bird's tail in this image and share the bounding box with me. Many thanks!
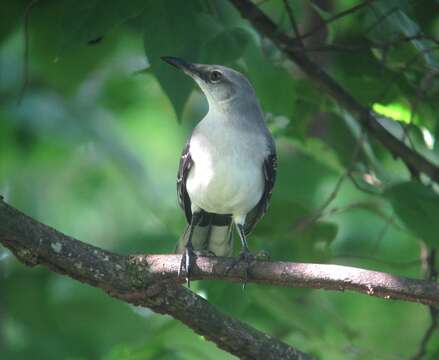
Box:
[176,216,234,257]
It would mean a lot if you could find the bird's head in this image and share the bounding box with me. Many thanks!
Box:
[161,56,257,111]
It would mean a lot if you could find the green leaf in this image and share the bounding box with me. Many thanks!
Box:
[368,1,439,68]
[384,181,439,247]
[243,43,296,118]
[200,26,252,65]
[58,0,148,52]
[142,0,206,118]
[308,2,336,44]
[0,1,25,44]
[142,5,252,118]
[307,112,370,170]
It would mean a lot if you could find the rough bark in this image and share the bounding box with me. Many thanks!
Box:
[2,199,439,359]
[0,199,311,360]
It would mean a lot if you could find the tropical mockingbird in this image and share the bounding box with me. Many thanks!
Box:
[162,57,277,284]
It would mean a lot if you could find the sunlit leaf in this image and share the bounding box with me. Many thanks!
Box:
[372,102,416,124]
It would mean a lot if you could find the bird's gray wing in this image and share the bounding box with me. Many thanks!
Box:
[177,138,193,223]
[244,150,277,235]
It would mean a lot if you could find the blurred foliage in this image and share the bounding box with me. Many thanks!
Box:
[1,0,439,359]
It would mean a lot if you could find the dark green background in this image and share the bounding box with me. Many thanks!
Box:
[1,0,439,359]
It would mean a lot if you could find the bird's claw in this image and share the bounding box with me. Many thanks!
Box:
[240,250,255,288]
[179,244,197,287]
[226,249,255,289]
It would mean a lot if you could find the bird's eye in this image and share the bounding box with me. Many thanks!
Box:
[209,70,223,83]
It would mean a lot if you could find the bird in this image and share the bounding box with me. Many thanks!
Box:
[161,56,277,285]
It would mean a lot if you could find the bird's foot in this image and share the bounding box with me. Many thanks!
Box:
[239,250,255,288]
[226,249,255,289]
[178,243,197,287]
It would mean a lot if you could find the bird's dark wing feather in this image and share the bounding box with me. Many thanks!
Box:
[244,151,277,235]
[177,139,193,223]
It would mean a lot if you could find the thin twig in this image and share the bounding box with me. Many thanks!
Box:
[294,134,364,232]
[17,0,40,105]
[364,6,398,35]
[255,0,272,6]
[296,0,375,41]
[410,249,438,360]
[377,45,439,103]
[411,307,438,360]
[428,249,438,281]
[370,212,394,254]
[377,34,439,48]
[324,202,405,234]
[274,34,439,54]
[282,0,304,48]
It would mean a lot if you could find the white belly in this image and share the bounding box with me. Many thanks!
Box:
[187,157,264,215]
[186,119,268,217]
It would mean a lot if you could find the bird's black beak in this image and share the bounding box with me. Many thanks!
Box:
[161,56,203,79]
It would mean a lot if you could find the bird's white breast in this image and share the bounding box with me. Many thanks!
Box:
[186,116,269,218]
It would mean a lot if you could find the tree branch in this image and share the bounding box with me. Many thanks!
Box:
[0,199,311,360]
[1,198,439,358]
[1,197,439,306]
[229,0,439,183]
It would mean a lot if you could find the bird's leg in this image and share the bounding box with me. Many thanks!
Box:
[236,224,252,260]
[179,211,202,287]
[236,223,255,285]
[226,222,254,287]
